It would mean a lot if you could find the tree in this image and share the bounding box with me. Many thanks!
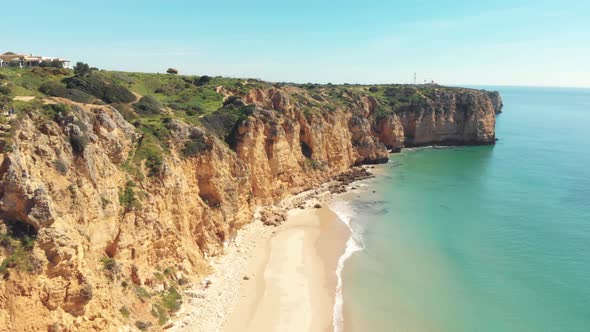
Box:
[166,68,179,75]
[195,75,211,86]
[0,85,11,96]
[39,60,64,68]
[73,62,91,77]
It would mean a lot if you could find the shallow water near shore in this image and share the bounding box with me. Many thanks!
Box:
[339,86,590,331]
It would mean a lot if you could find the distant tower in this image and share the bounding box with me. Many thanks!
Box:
[414,72,416,85]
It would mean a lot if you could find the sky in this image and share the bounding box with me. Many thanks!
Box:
[2,0,589,87]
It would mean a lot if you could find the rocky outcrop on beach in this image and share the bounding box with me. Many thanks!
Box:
[0,71,501,331]
[328,167,375,194]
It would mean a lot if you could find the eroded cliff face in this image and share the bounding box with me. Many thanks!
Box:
[0,84,501,331]
[374,89,498,148]
[487,90,504,114]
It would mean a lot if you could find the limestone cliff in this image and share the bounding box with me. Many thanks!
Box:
[487,90,504,114]
[374,88,498,148]
[0,71,502,331]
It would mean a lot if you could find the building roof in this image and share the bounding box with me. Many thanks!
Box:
[0,52,23,60]
[0,51,69,62]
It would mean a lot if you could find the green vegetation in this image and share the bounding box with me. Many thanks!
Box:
[39,80,66,96]
[163,266,174,276]
[160,287,182,312]
[122,72,225,115]
[39,60,65,69]
[149,287,183,325]
[0,67,71,98]
[73,62,93,77]
[0,221,39,276]
[39,81,94,103]
[101,257,118,271]
[42,103,71,120]
[107,72,267,117]
[52,159,68,174]
[182,130,210,157]
[65,75,135,104]
[0,65,469,185]
[305,157,325,171]
[201,97,255,144]
[131,120,169,177]
[119,181,139,210]
[134,95,163,115]
[101,257,120,279]
[119,306,131,319]
[67,184,77,200]
[134,286,152,300]
[151,303,168,325]
[195,75,211,86]
[145,153,163,177]
[0,85,12,96]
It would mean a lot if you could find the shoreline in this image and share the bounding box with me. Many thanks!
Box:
[329,197,362,332]
[171,166,381,332]
[224,206,348,332]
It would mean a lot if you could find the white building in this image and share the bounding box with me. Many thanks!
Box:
[0,51,70,68]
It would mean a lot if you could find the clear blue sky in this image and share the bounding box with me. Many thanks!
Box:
[2,0,589,87]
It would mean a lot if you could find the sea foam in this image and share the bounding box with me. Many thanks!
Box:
[330,199,363,332]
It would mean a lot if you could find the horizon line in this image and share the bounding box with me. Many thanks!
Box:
[2,64,589,90]
[96,66,590,90]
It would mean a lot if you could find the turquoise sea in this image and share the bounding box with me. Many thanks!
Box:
[334,87,590,332]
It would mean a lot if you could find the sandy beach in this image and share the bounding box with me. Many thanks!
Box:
[224,207,348,332]
[171,183,352,332]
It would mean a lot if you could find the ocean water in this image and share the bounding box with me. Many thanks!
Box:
[335,87,590,332]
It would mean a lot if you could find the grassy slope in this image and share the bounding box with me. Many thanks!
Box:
[0,67,481,177]
[0,67,472,120]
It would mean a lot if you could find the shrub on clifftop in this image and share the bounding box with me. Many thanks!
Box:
[39,81,95,103]
[65,75,135,104]
[73,62,92,77]
[195,75,211,86]
[39,81,67,97]
[0,85,12,96]
[134,95,163,115]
